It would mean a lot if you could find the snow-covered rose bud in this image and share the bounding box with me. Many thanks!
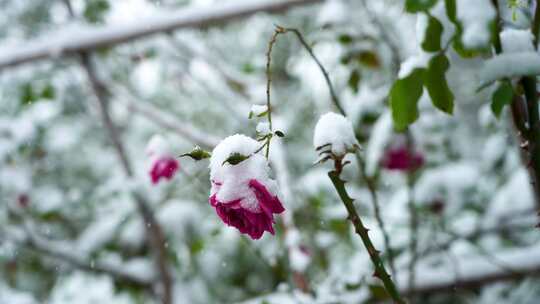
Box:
[209,134,285,240]
[146,135,179,184]
[313,112,359,158]
[382,145,424,172]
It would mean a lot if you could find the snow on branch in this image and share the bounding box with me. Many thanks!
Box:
[0,0,322,70]
[480,52,540,86]
[400,244,540,296]
[4,222,154,288]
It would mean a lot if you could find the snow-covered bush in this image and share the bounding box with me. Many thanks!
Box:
[1,0,540,303]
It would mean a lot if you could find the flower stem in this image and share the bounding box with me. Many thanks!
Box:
[328,169,405,304]
[264,27,285,159]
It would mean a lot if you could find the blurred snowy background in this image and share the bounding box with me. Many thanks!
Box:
[1,0,540,303]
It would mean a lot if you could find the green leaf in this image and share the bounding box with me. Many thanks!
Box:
[444,0,456,22]
[180,146,211,161]
[41,83,55,100]
[369,284,391,301]
[357,51,380,68]
[405,0,437,12]
[491,81,514,118]
[20,83,36,105]
[390,68,425,131]
[348,70,361,93]
[424,54,454,114]
[338,34,353,44]
[84,0,110,24]
[421,15,443,52]
[222,152,249,166]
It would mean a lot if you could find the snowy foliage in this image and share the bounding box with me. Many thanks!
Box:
[1,0,540,303]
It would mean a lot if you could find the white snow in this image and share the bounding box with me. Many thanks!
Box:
[398,52,432,78]
[209,134,280,212]
[131,59,161,97]
[500,28,535,53]
[313,112,358,157]
[145,134,172,157]
[400,244,540,291]
[488,169,534,220]
[414,161,481,208]
[416,13,429,48]
[480,52,540,85]
[49,272,132,304]
[365,111,393,176]
[0,0,318,69]
[250,104,268,116]
[256,122,271,135]
[456,0,496,49]
[289,246,311,272]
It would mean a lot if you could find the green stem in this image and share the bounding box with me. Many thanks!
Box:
[281,26,397,275]
[328,170,405,304]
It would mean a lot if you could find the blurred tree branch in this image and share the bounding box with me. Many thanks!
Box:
[0,0,322,70]
[114,86,220,149]
[401,245,540,297]
[80,52,174,304]
[2,220,154,289]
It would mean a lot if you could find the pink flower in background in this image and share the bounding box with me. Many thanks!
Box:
[382,145,424,172]
[149,156,179,184]
[17,193,29,208]
[146,135,179,184]
[209,134,285,240]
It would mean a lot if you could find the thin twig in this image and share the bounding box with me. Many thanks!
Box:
[358,156,396,277]
[271,25,398,289]
[282,27,345,115]
[6,222,153,288]
[80,53,173,304]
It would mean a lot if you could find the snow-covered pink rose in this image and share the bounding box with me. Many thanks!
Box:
[313,112,359,157]
[209,134,285,240]
[145,135,179,184]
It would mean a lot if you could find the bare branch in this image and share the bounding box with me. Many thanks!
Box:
[81,53,173,304]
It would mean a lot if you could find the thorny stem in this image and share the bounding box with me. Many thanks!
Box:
[328,161,404,304]
[282,28,396,273]
[266,26,398,295]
